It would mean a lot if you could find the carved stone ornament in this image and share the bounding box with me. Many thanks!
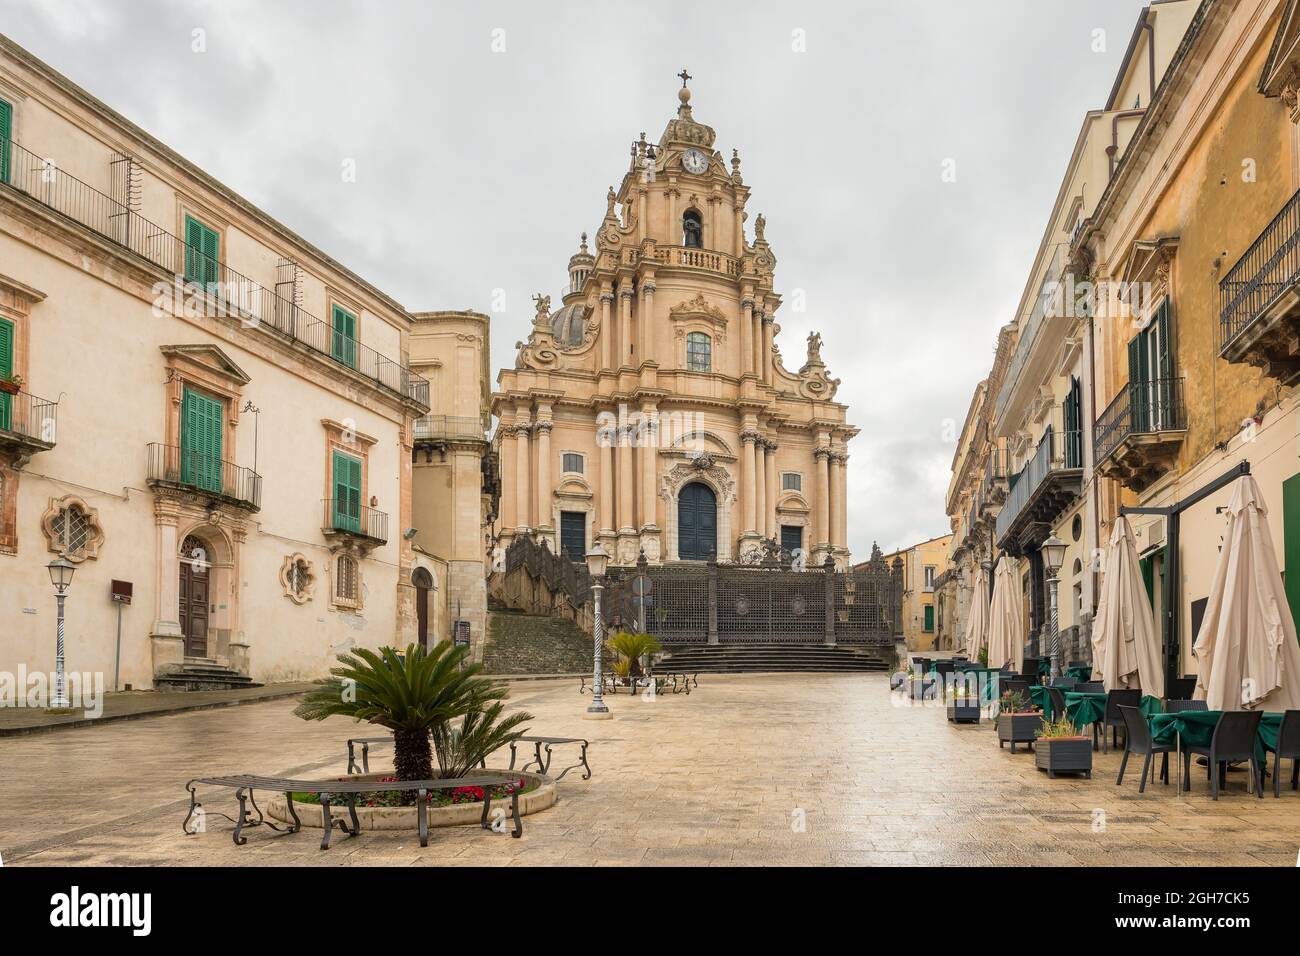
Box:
[796,330,841,400]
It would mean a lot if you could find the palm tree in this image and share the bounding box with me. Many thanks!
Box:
[295,642,531,796]
[606,631,663,678]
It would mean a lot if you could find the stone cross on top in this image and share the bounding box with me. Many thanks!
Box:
[678,68,692,88]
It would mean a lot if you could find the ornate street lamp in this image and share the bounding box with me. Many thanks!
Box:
[47,555,76,709]
[1041,535,1067,679]
[584,540,612,720]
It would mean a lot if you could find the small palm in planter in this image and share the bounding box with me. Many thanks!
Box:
[1034,714,1093,779]
[606,631,663,681]
[995,689,1042,753]
[295,641,532,802]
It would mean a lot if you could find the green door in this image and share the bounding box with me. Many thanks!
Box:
[923,604,935,633]
[331,305,357,369]
[332,451,362,533]
[0,317,12,431]
[180,387,224,493]
[0,98,12,184]
[184,215,220,289]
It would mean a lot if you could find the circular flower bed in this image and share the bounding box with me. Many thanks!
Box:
[265,769,556,831]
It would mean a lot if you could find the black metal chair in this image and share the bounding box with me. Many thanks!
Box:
[999,679,1031,699]
[1166,677,1196,700]
[1068,660,1089,670]
[1102,689,1143,754]
[1047,686,1068,722]
[1273,710,1300,798]
[1166,699,1207,713]
[1020,658,1045,683]
[1049,677,1076,690]
[1075,682,1104,694]
[1115,705,1173,793]
[1182,710,1264,800]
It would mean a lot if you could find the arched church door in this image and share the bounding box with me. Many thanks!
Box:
[179,534,210,658]
[677,482,717,560]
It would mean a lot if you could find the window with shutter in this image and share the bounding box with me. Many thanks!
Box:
[0,317,12,431]
[331,305,358,369]
[561,452,584,474]
[180,387,224,493]
[781,472,802,492]
[0,98,11,184]
[183,215,220,288]
[332,450,363,533]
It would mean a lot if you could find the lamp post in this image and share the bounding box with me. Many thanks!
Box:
[47,555,76,709]
[584,540,612,720]
[1041,535,1067,679]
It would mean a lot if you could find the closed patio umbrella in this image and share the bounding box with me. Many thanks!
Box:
[964,566,990,660]
[986,557,1024,672]
[1193,475,1300,711]
[1091,515,1164,697]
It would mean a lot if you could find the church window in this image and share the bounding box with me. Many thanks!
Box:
[561,452,584,474]
[782,472,802,492]
[686,332,711,371]
[682,209,703,248]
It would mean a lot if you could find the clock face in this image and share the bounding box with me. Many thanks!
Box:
[682,148,709,175]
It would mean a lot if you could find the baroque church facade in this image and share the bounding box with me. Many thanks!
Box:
[492,77,856,569]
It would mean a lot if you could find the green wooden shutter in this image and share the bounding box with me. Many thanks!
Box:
[1128,331,1150,433]
[923,604,935,633]
[0,318,12,431]
[333,451,362,533]
[184,216,219,288]
[181,387,224,493]
[1283,474,1300,645]
[331,305,357,369]
[0,99,11,184]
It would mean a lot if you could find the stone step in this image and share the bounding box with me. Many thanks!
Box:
[660,644,892,674]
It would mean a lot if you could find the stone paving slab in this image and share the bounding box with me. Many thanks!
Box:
[2,672,1299,866]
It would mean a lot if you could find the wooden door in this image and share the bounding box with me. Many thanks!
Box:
[179,535,209,657]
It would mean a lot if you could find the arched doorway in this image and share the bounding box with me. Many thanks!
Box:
[179,534,211,657]
[412,567,434,649]
[678,482,717,560]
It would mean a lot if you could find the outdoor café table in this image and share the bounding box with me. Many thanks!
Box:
[1148,710,1282,796]
[1064,691,1161,747]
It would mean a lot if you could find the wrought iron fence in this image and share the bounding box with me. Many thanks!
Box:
[1220,187,1300,352]
[1094,376,1186,465]
[413,415,486,442]
[0,133,428,407]
[321,498,389,543]
[146,442,262,510]
[0,389,57,444]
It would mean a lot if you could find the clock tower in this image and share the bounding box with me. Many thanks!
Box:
[493,75,856,570]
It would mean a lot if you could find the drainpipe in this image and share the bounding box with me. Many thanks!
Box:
[1141,10,1157,105]
[1106,110,1146,178]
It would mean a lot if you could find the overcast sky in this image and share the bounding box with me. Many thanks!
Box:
[2,0,1154,559]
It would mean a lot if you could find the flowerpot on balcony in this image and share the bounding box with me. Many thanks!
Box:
[1034,736,1092,778]
[0,380,20,395]
[946,698,981,724]
[997,712,1044,753]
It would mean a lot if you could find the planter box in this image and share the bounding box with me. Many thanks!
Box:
[907,677,936,700]
[946,700,981,724]
[997,712,1044,753]
[1034,737,1093,778]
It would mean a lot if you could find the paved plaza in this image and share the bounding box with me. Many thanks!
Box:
[3,672,1298,867]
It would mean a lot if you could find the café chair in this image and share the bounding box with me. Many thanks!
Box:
[1115,705,1172,793]
[1103,689,1143,753]
[1273,710,1300,798]
[1166,677,1197,701]
[1182,710,1264,800]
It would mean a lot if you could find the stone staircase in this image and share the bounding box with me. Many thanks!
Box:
[659,644,893,674]
[153,658,261,692]
[483,608,604,675]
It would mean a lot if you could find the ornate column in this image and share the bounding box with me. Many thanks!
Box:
[733,201,745,257]
[828,451,844,560]
[815,444,831,558]
[514,407,532,532]
[740,297,754,377]
[762,315,775,384]
[764,439,778,539]
[150,497,184,678]
[666,182,679,235]
[834,451,850,554]
[616,413,636,562]
[599,288,614,371]
[598,407,615,547]
[754,438,767,542]
[640,281,656,365]
[619,287,634,367]
[739,425,761,556]
[639,402,660,560]
[534,406,553,544]
[498,408,518,535]
[753,309,765,381]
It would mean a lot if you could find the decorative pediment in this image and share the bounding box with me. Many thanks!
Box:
[669,293,726,325]
[1119,236,1178,322]
[1261,0,1300,121]
[159,344,251,386]
[515,293,562,371]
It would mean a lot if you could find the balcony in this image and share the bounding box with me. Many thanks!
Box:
[0,389,57,464]
[146,443,262,511]
[1220,188,1300,381]
[976,444,1010,523]
[1094,377,1186,492]
[322,498,389,546]
[0,133,429,408]
[413,415,486,443]
[995,426,1083,554]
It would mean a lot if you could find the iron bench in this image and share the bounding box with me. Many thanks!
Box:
[509,736,591,780]
[183,773,522,849]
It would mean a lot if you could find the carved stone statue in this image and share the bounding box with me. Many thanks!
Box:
[754,212,766,242]
[532,294,551,324]
[806,331,823,364]
[606,186,617,217]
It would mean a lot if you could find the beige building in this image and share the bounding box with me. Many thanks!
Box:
[409,310,496,662]
[492,78,856,569]
[876,534,952,651]
[0,36,450,690]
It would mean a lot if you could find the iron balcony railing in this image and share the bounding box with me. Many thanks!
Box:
[978,443,1009,512]
[1220,187,1300,352]
[1094,376,1186,466]
[995,425,1083,543]
[413,415,486,442]
[0,389,57,445]
[0,134,429,408]
[146,443,262,510]
[995,246,1067,421]
[322,498,389,544]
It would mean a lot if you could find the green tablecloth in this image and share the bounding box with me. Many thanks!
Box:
[1149,711,1282,766]
[1066,665,1094,682]
[1063,691,1162,728]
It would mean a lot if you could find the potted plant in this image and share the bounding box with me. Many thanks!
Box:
[945,678,981,723]
[0,373,22,396]
[995,689,1042,753]
[1034,714,1093,778]
[294,641,532,803]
